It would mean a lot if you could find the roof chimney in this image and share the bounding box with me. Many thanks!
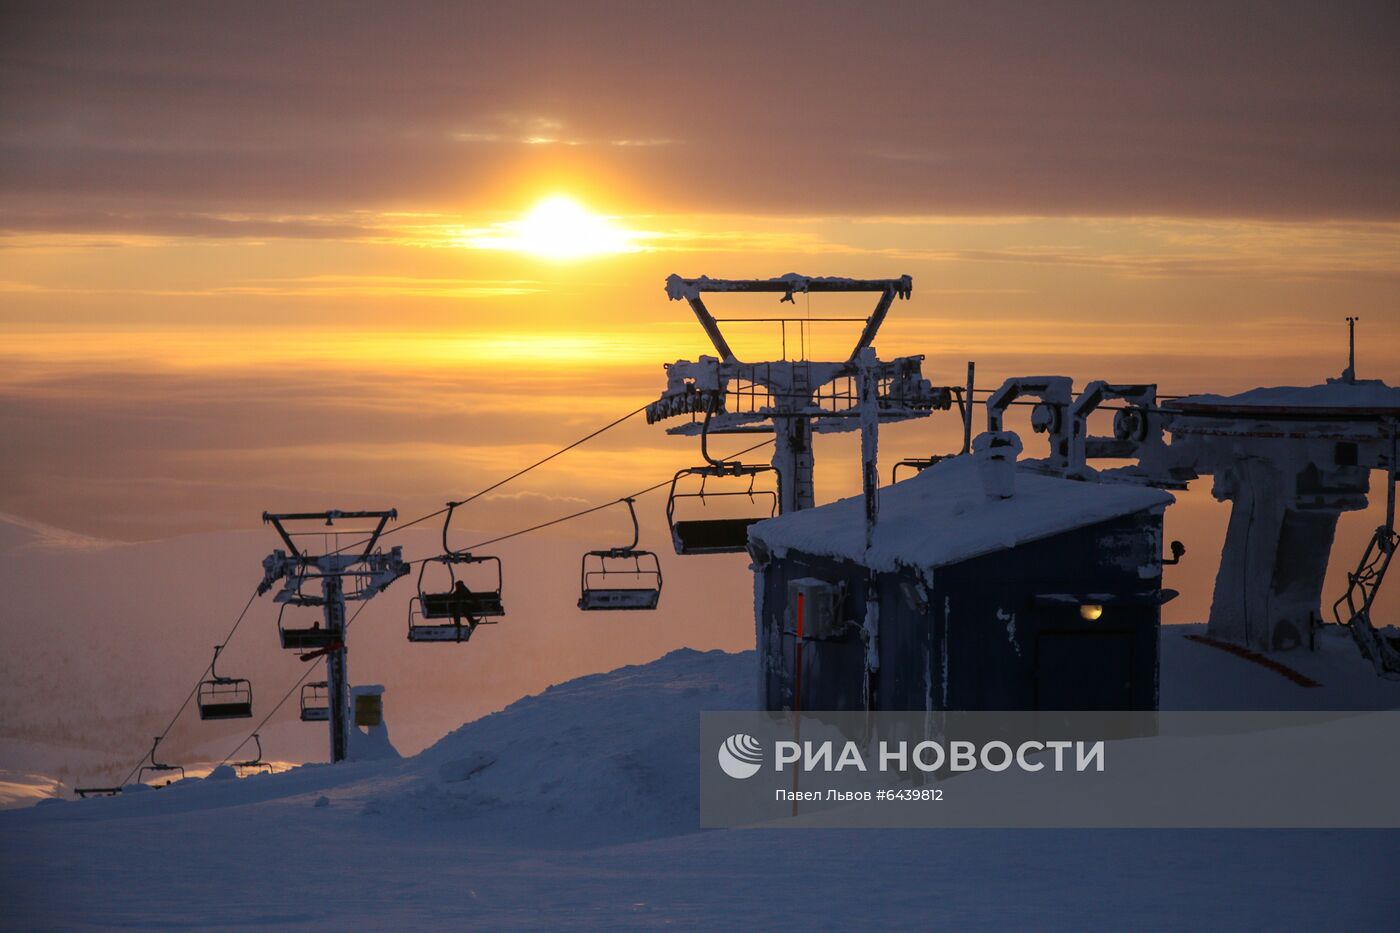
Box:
[972,430,1023,499]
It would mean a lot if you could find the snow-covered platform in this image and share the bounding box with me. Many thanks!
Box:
[1162,622,1400,709]
[4,631,1399,929]
[1169,378,1400,416]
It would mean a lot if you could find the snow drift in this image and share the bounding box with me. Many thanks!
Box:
[7,637,1400,930]
[366,648,751,846]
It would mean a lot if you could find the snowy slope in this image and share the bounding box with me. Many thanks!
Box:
[383,648,750,846]
[1162,623,1400,709]
[1171,378,1400,413]
[4,635,1400,929]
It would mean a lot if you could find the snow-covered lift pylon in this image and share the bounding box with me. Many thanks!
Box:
[650,274,950,522]
[257,509,408,763]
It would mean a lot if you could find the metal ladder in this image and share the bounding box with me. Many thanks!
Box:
[787,362,816,508]
[1332,524,1400,677]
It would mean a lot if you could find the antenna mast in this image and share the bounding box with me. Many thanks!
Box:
[1344,316,1359,383]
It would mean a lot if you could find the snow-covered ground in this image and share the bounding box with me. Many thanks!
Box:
[4,628,1400,930]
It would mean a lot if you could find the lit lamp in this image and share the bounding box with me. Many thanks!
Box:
[1079,603,1104,621]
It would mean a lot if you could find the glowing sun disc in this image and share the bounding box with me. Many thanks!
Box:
[493,195,636,259]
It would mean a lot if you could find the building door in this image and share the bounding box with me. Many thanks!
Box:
[1035,631,1134,710]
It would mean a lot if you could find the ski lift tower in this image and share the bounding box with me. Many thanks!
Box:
[257,510,409,763]
[649,274,949,517]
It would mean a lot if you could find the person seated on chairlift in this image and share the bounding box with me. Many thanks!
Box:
[449,579,479,634]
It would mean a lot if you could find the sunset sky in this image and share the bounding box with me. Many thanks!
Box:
[2,0,1400,789]
[3,0,1398,544]
[9,12,1400,925]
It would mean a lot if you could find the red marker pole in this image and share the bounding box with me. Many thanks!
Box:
[792,592,804,816]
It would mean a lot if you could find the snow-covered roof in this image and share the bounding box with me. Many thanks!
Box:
[748,455,1173,572]
[1169,379,1400,415]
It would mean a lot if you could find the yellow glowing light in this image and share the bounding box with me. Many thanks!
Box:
[465,195,638,259]
[1079,604,1104,621]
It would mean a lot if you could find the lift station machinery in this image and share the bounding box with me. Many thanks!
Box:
[977,318,1398,675]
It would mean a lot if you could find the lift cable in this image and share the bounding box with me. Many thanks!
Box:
[317,389,1182,565]
[212,437,775,767]
[116,383,1166,786]
[114,589,261,787]
[454,437,776,554]
[127,378,1189,784]
[324,403,653,559]
[445,404,652,511]
[966,386,1185,397]
[105,403,719,785]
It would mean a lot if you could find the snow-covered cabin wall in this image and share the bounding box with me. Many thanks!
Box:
[747,455,1174,713]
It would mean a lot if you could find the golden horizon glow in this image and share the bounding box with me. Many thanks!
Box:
[459,195,641,259]
[0,326,686,373]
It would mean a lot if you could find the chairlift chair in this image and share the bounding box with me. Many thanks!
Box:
[579,498,663,611]
[234,733,273,775]
[415,554,504,619]
[408,557,505,642]
[407,596,482,642]
[138,736,185,785]
[300,682,331,722]
[74,786,122,798]
[408,502,506,642]
[892,453,953,483]
[277,604,340,652]
[197,645,253,720]
[666,465,778,555]
[665,405,779,555]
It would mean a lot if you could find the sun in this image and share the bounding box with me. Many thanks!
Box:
[466,195,638,259]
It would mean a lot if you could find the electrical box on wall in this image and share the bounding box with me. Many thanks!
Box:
[784,578,843,640]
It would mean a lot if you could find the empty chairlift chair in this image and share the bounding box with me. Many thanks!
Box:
[277,604,340,652]
[579,498,663,611]
[234,733,273,775]
[197,645,253,720]
[666,464,778,555]
[73,786,122,798]
[407,502,506,642]
[666,404,779,555]
[300,682,330,722]
[138,736,185,785]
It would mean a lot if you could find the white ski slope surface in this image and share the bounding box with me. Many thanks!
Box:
[4,627,1400,930]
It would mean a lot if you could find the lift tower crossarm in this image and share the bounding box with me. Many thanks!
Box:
[262,509,396,562]
[655,273,942,518]
[664,274,912,364]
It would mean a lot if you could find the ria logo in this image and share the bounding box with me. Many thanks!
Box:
[717,733,764,779]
